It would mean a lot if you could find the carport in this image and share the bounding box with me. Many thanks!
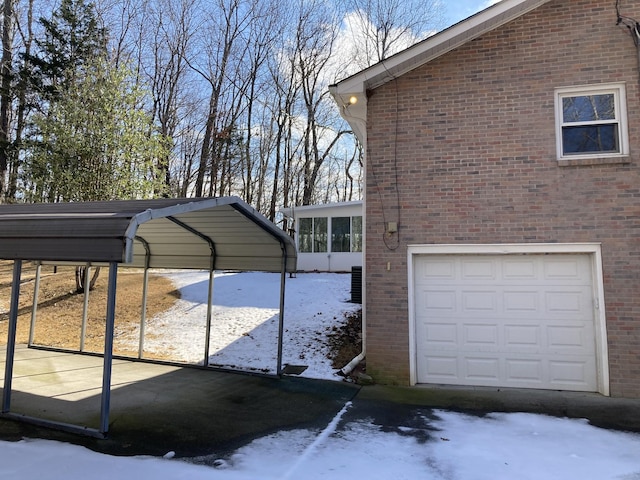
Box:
[0,196,297,437]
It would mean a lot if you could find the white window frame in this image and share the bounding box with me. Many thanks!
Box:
[554,83,629,161]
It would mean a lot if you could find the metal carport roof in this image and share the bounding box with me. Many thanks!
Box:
[0,196,297,437]
[0,196,297,271]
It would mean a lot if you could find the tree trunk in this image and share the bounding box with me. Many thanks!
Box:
[75,266,101,293]
[0,0,13,202]
[195,97,216,197]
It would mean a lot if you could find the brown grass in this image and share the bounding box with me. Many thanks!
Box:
[0,260,179,359]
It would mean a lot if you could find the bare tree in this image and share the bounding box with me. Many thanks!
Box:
[145,0,197,193]
[237,0,280,206]
[189,0,254,198]
[292,0,353,206]
[266,16,303,220]
[7,0,36,201]
[0,0,14,202]
[343,0,443,67]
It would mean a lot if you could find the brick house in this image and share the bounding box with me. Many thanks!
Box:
[330,0,640,398]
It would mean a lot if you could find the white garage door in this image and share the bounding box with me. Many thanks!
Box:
[414,254,598,391]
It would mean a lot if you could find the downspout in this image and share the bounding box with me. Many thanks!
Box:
[340,350,365,376]
[329,84,368,379]
[338,270,366,377]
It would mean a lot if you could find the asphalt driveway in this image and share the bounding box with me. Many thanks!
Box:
[1,345,639,459]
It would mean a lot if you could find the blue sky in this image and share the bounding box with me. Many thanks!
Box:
[443,0,502,26]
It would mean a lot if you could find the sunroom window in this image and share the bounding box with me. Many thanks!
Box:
[298,215,362,253]
[555,83,628,161]
[331,217,351,252]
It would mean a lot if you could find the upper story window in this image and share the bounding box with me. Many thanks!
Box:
[555,83,629,162]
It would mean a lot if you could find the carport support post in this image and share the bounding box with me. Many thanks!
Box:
[99,262,118,435]
[80,263,91,352]
[276,252,287,376]
[203,261,214,366]
[135,235,151,359]
[138,265,149,359]
[28,261,41,346]
[2,260,22,413]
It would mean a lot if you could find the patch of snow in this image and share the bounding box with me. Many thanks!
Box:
[3,411,640,479]
[119,271,360,379]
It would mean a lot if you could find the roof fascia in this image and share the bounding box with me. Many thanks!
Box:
[280,201,363,217]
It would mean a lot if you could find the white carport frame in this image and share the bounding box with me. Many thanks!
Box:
[0,197,297,438]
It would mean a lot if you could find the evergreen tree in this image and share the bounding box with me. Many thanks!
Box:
[25,59,168,203]
[25,0,107,104]
[22,0,168,203]
[22,0,169,292]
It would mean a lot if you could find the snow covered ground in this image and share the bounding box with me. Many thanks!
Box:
[2,271,640,479]
[118,270,361,378]
[2,408,640,479]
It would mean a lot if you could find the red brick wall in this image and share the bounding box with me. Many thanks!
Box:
[365,0,640,396]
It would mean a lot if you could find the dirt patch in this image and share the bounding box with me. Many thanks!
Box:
[0,261,179,359]
[327,309,362,369]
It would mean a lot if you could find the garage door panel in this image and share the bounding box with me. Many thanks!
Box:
[422,355,459,380]
[464,357,500,381]
[548,359,596,388]
[544,258,584,281]
[420,289,457,312]
[414,253,598,392]
[505,358,543,383]
[463,324,498,348]
[416,259,456,282]
[461,259,498,280]
[505,324,541,348]
[547,325,594,354]
[504,290,539,312]
[422,322,458,346]
[544,289,591,316]
[420,356,596,390]
[462,290,498,313]
[503,259,537,279]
